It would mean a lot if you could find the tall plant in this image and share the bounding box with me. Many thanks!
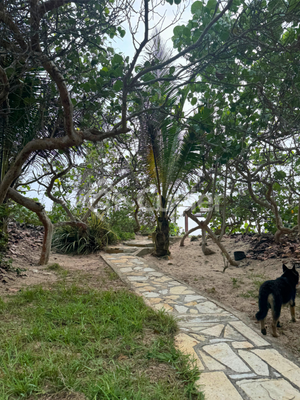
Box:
[141,113,203,256]
[136,34,204,255]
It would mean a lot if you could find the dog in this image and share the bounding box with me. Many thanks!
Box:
[255,264,299,337]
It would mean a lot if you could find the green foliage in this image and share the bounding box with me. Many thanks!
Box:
[48,203,69,224]
[0,283,203,399]
[8,200,42,226]
[169,222,181,236]
[52,214,117,254]
[108,207,137,240]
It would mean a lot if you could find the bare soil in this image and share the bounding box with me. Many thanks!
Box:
[145,236,300,360]
[1,224,125,298]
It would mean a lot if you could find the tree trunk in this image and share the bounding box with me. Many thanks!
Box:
[180,226,201,247]
[186,210,238,267]
[37,210,53,265]
[133,198,140,233]
[153,216,170,257]
[201,228,207,253]
[7,188,53,265]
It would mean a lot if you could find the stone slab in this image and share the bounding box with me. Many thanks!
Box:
[203,343,250,373]
[170,286,195,295]
[196,301,225,314]
[175,333,204,370]
[229,321,270,347]
[184,295,206,302]
[224,325,245,341]
[198,371,243,400]
[143,292,160,298]
[238,350,269,376]
[229,373,257,380]
[119,267,133,273]
[198,350,226,371]
[232,342,253,349]
[185,301,198,306]
[200,324,224,337]
[236,378,300,400]
[132,247,153,256]
[104,246,139,254]
[175,305,189,314]
[123,240,154,248]
[252,349,300,388]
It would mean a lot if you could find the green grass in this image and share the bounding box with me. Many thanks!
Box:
[0,284,203,399]
[239,290,258,299]
[238,273,266,299]
[46,263,68,277]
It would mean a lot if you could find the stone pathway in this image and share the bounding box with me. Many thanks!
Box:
[101,253,300,400]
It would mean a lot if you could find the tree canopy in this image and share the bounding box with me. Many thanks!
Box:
[2,0,300,262]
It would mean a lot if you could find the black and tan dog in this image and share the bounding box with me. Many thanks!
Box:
[256,264,299,337]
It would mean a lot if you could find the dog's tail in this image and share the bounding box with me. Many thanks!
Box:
[255,285,271,321]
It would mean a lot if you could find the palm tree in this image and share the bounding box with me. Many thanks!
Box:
[140,113,202,256]
[134,34,204,256]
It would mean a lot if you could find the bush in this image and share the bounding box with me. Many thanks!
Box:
[169,222,181,236]
[52,214,117,254]
[109,208,137,240]
[48,203,68,224]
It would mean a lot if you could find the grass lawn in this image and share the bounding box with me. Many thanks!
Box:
[0,281,203,399]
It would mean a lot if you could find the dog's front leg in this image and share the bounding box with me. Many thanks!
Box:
[290,300,296,322]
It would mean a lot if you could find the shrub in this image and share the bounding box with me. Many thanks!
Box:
[169,222,181,236]
[108,207,137,240]
[52,214,117,254]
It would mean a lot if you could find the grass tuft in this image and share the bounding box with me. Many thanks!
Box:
[46,263,68,277]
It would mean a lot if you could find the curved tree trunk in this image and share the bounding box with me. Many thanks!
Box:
[7,188,89,265]
[7,188,53,265]
[186,210,238,267]
[274,226,297,243]
[180,226,201,247]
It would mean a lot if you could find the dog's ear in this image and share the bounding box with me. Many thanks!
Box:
[292,264,296,271]
[283,264,288,272]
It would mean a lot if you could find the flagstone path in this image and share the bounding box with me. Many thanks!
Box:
[101,252,300,400]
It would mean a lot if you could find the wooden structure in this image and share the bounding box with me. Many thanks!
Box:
[183,205,211,232]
